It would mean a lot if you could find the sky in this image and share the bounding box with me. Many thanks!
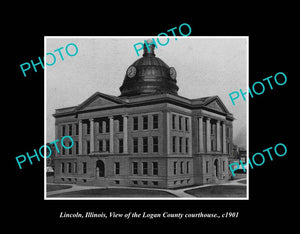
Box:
[46,37,248,148]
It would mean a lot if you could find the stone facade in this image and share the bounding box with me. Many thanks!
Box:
[53,93,234,188]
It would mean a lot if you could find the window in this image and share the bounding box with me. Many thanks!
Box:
[119,119,123,132]
[99,121,103,133]
[75,123,79,135]
[106,140,110,152]
[152,181,158,186]
[133,117,138,130]
[69,142,72,155]
[172,114,176,129]
[173,161,177,175]
[152,162,158,175]
[185,138,189,153]
[180,161,184,174]
[132,162,138,175]
[179,137,183,153]
[62,125,65,136]
[211,139,214,151]
[119,139,123,153]
[105,119,110,133]
[153,114,158,129]
[74,162,77,173]
[133,138,138,153]
[142,181,148,185]
[87,123,90,134]
[179,116,182,130]
[99,140,103,152]
[185,117,188,131]
[115,162,120,175]
[186,161,189,174]
[68,162,72,173]
[211,123,214,135]
[87,140,90,154]
[61,162,65,173]
[152,136,158,153]
[143,116,148,130]
[143,137,148,153]
[133,181,138,185]
[115,180,120,184]
[226,126,230,138]
[75,141,79,155]
[223,161,225,171]
[69,124,72,135]
[172,136,176,153]
[206,161,209,173]
[142,162,148,175]
[83,162,87,174]
[62,147,65,155]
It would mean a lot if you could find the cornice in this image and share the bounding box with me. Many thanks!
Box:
[53,94,234,120]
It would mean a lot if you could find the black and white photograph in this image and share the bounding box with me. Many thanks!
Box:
[45,37,248,199]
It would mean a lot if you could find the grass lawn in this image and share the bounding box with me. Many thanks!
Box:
[48,188,176,198]
[185,185,246,198]
[231,173,246,180]
[47,184,72,192]
[46,176,54,183]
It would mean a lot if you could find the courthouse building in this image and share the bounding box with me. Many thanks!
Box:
[53,43,234,188]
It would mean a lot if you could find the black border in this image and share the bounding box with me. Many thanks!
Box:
[7,7,292,227]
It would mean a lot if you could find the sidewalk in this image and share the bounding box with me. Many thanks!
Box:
[222,178,247,186]
[47,178,246,198]
[47,184,103,196]
[47,183,187,197]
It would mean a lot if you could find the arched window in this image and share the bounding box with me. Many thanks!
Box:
[96,160,105,177]
[214,159,219,177]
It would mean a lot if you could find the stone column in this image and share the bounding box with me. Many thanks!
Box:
[198,117,204,153]
[166,112,170,155]
[95,121,99,134]
[123,115,128,153]
[109,116,114,153]
[222,122,227,154]
[102,120,106,133]
[90,119,94,153]
[229,126,232,155]
[206,118,211,152]
[79,120,83,155]
[188,116,192,155]
[217,120,221,152]
[218,158,221,179]
[103,138,106,152]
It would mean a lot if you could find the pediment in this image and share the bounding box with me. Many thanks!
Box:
[203,96,229,113]
[76,92,123,111]
[206,100,224,112]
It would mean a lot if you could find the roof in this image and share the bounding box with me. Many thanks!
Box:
[53,91,234,121]
[119,42,179,97]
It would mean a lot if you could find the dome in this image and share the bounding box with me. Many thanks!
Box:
[119,41,179,97]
